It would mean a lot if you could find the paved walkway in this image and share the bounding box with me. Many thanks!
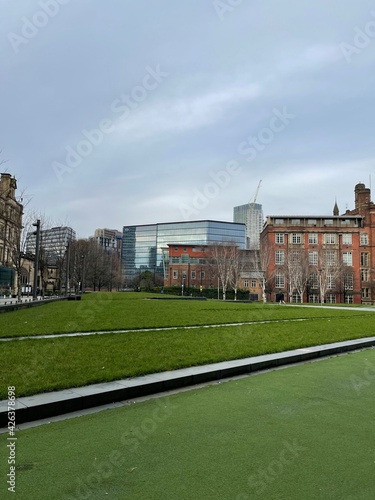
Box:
[1,335,375,431]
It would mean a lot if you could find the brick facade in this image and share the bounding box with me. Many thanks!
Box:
[260,183,374,304]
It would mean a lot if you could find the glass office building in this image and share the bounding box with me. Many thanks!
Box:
[122,220,245,283]
[233,203,263,250]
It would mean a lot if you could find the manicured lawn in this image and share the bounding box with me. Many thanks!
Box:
[1,348,374,499]
[0,312,374,399]
[0,293,374,398]
[0,292,368,337]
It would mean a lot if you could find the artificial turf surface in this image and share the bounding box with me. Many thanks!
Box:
[1,348,374,499]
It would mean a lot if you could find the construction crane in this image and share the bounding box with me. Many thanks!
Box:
[249,180,262,207]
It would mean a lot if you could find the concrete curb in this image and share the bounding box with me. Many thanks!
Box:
[1,336,375,428]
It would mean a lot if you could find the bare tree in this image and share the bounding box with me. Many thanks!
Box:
[252,242,274,302]
[228,246,242,301]
[211,244,236,300]
[314,250,343,304]
[284,249,310,303]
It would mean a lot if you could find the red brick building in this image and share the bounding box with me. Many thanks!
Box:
[260,183,374,304]
[163,244,263,299]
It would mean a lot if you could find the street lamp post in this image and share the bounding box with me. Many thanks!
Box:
[32,219,41,301]
[81,254,85,294]
[318,269,323,304]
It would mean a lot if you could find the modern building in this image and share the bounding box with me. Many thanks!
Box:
[0,173,23,293]
[260,183,375,304]
[94,228,122,257]
[26,226,76,264]
[233,202,263,250]
[122,220,246,284]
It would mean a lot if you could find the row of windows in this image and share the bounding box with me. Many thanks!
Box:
[290,293,354,304]
[173,270,205,280]
[275,273,357,290]
[275,233,369,245]
[275,250,370,267]
[171,271,258,289]
[275,219,357,226]
[171,256,207,264]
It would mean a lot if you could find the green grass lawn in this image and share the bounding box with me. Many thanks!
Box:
[0,293,374,399]
[0,292,369,337]
[1,348,374,499]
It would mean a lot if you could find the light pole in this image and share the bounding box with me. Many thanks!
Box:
[32,219,41,301]
[81,254,85,294]
[181,275,185,296]
[318,269,323,304]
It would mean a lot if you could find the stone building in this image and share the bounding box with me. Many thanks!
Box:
[0,173,23,293]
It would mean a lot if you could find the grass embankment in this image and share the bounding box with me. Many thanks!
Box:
[0,293,374,399]
[1,348,374,499]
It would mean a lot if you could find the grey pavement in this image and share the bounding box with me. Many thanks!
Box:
[1,335,375,431]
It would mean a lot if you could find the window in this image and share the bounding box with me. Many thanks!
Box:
[360,233,369,245]
[308,233,318,245]
[344,274,354,290]
[291,219,300,225]
[342,234,352,245]
[292,233,302,244]
[362,288,370,299]
[340,219,350,226]
[200,271,205,279]
[361,269,369,281]
[275,273,285,288]
[171,257,180,264]
[343,252,352,266]
[325,234,335,244]
[360,252,369,267]
[308,219,317,225]
[275,250,285,265]
[309,294,319,303]
[345,295,353,304]
[292,293,302,303]
[244,280,249,288]
[324,219,333,225]
[181,254,189,264]
[275,219,284,225]
[251,279,257,288]
[173,270,178,280]
[309,273,319,288]
[275,233,284,244]
[326,251,336,265]
[326,293,336,304]
[191,270,196,279]
[309,251,318,266]
[327,275,335,289]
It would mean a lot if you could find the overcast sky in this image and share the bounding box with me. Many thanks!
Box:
[2,0,375,237]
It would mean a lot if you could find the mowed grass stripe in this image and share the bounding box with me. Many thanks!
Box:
[1,349,374,499]
[0,292,372,337]
[0,314,374,399]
